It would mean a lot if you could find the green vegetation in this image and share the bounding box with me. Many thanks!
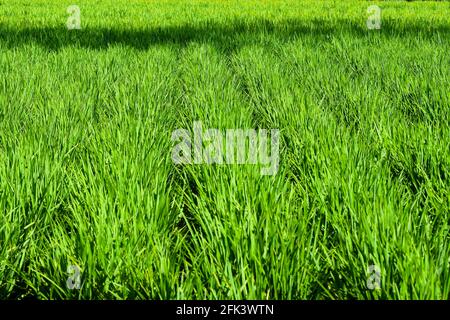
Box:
[0,0,449,299]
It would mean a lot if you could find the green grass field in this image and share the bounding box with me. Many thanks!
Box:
[0,0,449,299]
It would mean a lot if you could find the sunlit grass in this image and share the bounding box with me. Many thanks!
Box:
[0,0,449,299]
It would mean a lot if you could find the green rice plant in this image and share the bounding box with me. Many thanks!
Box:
[0,0,448,299]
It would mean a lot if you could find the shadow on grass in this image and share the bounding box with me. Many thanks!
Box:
[0,18,448,51]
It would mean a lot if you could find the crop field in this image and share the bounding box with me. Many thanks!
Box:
[0,0,449,300]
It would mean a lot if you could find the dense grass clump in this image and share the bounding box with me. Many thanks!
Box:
[0,0,449,299]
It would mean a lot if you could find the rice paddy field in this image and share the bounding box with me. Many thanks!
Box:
[0,0,449,300]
